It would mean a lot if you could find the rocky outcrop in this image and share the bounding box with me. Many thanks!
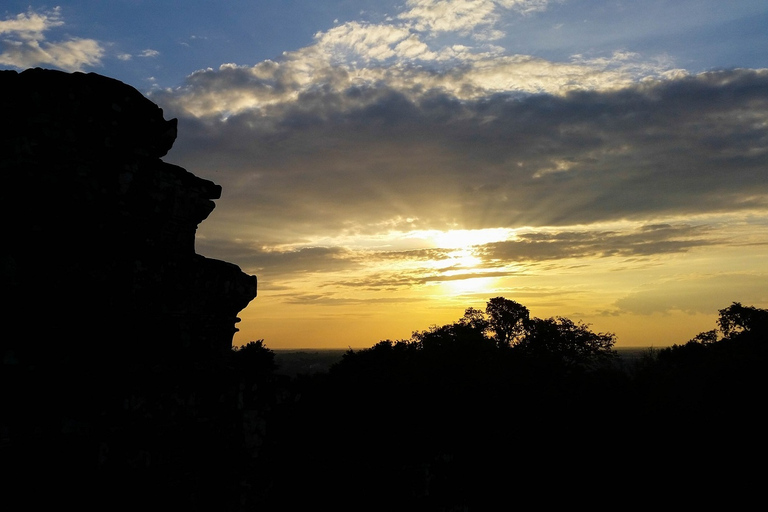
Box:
[0,68,257,508]
[1,68,256,363]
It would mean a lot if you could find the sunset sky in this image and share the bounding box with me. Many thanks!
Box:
[3,1,767,349]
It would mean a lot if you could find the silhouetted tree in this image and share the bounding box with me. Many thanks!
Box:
[263,299,768,510]
[339,297,618,372]
[629,301,768,435]
[685,302,768,345]
[717,302,768,337]
[688,329,718,344]
[485,297,529,347]
[515,316,617,369]
[231,339,278,374]
[259,301,768,509]
[457,306,490,332]
[413,319,493,354]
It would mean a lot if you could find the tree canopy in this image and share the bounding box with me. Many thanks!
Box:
[335,297,617,374]
[225,299,767,510]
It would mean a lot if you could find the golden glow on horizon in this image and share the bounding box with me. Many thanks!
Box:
[218,217,768,351]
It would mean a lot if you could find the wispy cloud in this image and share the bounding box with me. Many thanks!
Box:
[0,7,63,39]
[479,224,717,263]
[399,0,553,39]
[113,48,160,61]
[0,7,103,71]
[398,0,500,37]
[195,240,361,277]
[332,269,518,291]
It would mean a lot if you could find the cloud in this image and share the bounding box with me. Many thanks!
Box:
[159,68,768,250]
[0,7,63,39]
[140,4,767,312]
[195,239,360,278]
[154,1,679,119]
[398,0,499,37]
[497,0,553,14]
[364,272,512,290]
[398,0,553,38]
[315,21,437,63]
[157,47,676,118]
[283,293,425,306]
[479,224,717,263]
[0,7,104,71]
[372,248,454,261]
[109,48,159,61]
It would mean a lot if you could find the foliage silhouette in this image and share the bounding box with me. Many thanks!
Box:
[230,339,278,374]
[252,297,633,509]
[716,301,768,337]
[245,298,767,510]
[484,296,530,347]
[515,316,617,369]
[6,297,766,510]
[631,301,768,423]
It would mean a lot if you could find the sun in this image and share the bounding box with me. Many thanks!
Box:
[427,228,512,271]
[449,248,482,269]
[426,229,511,295]
[440,275,500,295]
[430,228,512,250]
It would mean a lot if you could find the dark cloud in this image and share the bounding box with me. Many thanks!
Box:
[332,269,518,291]
[478,224,716,263]
[158,68,768,243]
[369,248,454,261]
[195,238,359,276]
[283,293,426,306]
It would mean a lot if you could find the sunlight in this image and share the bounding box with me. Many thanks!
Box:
[411,228,513,249]
[449,248,482,269]
[439,276,500,295]
[424,247,483,270]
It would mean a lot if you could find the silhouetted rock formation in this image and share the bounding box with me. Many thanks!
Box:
[1,67,256,363]
[0,68,256,508]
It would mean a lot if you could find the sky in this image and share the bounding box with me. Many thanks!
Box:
[2,1,768,349]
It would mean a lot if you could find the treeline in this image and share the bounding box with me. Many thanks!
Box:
[230,299,768,510]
